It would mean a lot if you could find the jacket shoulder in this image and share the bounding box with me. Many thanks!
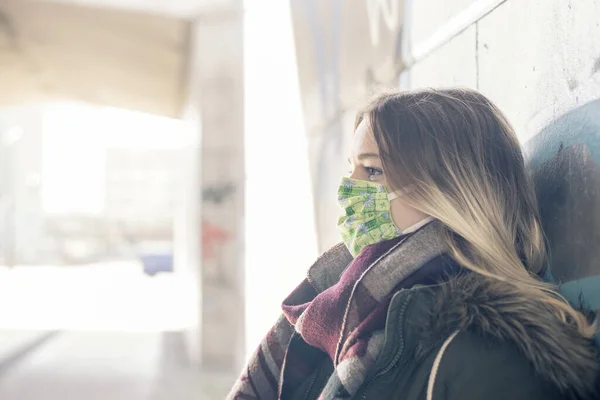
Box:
[432,330,566,400]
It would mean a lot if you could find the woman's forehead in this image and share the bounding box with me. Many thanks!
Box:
[352,118,379,154]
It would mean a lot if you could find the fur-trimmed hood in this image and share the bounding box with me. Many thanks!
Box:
[422,272,600,399]
[306,221,599,399]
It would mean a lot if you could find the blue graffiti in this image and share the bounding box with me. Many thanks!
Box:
[526,98,600,322]
[525,98,600,168]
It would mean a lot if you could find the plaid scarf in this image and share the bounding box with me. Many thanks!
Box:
[228,221,449,399]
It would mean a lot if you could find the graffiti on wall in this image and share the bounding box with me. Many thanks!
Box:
[202,183,235,205]
[526,98,600,284]
[200,180,237,283]
[366,0,401,47]
[201,219,230,263]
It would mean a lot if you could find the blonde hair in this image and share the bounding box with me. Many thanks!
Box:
[358,88,595,337]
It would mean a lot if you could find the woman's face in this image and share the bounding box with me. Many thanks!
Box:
[348,117,428,231]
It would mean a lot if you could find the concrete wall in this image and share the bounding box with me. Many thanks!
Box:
[404,0,600,304]
[407,0,600,139]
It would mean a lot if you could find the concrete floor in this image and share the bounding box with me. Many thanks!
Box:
[0,330,233,399]
[0,263,234,400]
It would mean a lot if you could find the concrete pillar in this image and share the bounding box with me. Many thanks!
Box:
[184,2,245,373]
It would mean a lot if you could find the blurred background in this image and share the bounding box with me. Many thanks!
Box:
[0,0,598,399]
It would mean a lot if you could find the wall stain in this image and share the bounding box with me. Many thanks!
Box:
[567,78,579,91]
[592,56,600,75]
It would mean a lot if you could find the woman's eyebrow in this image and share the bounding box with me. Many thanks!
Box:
[357,152,380,160]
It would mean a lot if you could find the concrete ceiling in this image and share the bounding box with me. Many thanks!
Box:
[41,0,236,18]
[0,0,210,118]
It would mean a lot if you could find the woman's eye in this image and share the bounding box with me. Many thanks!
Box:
[365,167,382,176]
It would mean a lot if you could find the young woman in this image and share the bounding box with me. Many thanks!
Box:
[228,88,599,400]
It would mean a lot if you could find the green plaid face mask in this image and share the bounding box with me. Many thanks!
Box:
[337,177,404,257]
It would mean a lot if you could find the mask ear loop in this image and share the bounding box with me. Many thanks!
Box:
[387,185,413,201]
[387,192,400,201]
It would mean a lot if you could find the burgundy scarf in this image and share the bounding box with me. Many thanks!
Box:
[282,236,403,360]
[228,221,452,399]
